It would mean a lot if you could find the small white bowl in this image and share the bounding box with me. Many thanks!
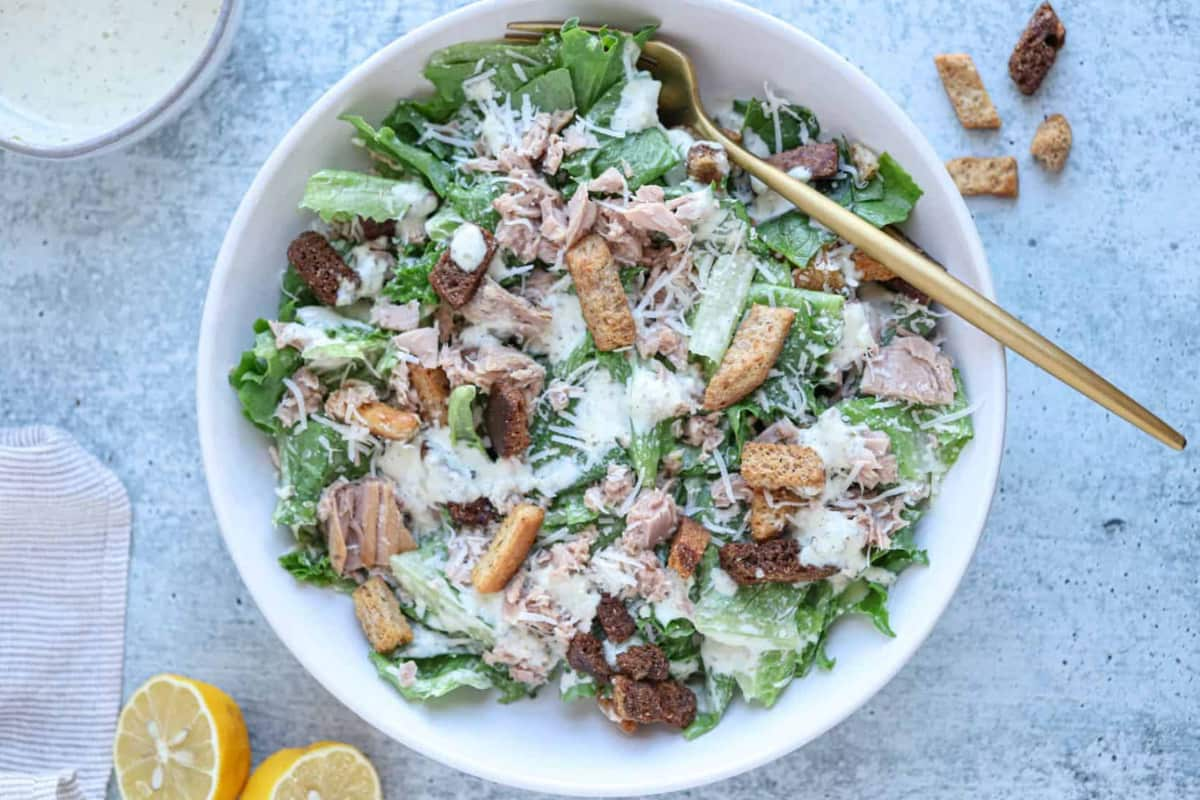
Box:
[197,0,1006,794]
[0,0,242,160]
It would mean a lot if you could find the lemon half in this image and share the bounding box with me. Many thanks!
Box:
[243,742,382,800]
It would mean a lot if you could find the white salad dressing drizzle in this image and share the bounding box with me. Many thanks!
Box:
[0,1,223,145]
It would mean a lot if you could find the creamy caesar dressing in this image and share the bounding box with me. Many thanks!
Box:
[0,0,223,146]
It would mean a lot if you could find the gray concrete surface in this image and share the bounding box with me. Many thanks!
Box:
[1,0,1197,797]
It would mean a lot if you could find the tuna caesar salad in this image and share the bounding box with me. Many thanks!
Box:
[230,22,973,737]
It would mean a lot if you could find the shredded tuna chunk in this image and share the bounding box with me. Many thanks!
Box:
[588,167,628,195]
[710,473,753,508]
[682,414,723,453]
[460,278,552,342]
[584,464,637,514]
[439,333,547,399]
[755,418,804,445]
[369,300,421,332]
[860,335,956,406]
[387,361,419,412]
[275,367,324,428]
[393,327,439,368]
[855,430,899,489]
[325,380,380,424]
[622,489,680,552]
[318,476,416,575]
[635,322,689,370]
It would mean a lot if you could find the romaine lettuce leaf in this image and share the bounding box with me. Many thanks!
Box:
[383,246,442,306]
[756,211,836,270]
[229,320,302,434]
[299,169,429,224]
[513,66,576,112]
[683,669,736,739]
[739,97,820,153]
[370,652,531,703]
[273,420,370,532]
[278,548,356,592]
[587,128,679,190]
[558,21,656,114]
[826,152,923,228]
[390,547,497,646]
[423,37,560,106]
[448,385,485,452]
[341,114,454,197]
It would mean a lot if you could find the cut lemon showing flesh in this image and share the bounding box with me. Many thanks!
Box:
[243,742,382,800]
[112,673,250,800]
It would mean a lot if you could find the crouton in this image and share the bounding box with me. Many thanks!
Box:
[686,142,730,184]
[409,365,450,426]
[719,538,839,585]
[353,576,413,653]
[567,633,612,683]
[446,497,496,528]
[287,231,359,306]
[359,217,396,240]
[749,489,801,542]
[611,675,697,729]
[1031,113,1072,172]
[428,225,496,308]
[933,54,1002,129]
[616,645,670,682]
[471,503,544,593]
[766,142,840,179]
[740,442,825,496]
[668,517,711,578]
[851,249,895,282]
[703,304,796,411]
[1009,3,1066,95]
[357,402,420,441]
[596,594,636,643]
[946,157,1019,198]
[565,234,636,351]
[485,378,531,458]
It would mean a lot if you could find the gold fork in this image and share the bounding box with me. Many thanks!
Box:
[508,22,1186,451]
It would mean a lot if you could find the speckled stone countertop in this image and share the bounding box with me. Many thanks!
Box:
[1,1,1196,797]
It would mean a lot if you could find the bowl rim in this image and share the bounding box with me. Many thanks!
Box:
[197,0,1007,793]
[0,0,239,160]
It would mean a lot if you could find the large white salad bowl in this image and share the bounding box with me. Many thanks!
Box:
[197,0,1007,794]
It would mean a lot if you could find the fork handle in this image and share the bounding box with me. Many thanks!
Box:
[695,120,1185,451]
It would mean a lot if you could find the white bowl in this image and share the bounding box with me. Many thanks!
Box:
[196,0,1006,794]
[0,0,242,160]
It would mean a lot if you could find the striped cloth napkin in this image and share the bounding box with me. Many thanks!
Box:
[0,427,131,800]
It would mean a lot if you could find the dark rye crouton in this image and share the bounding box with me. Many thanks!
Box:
[668,517,711,578]
[740,442,825,496]
[686,142,730,184]
[565,234,636,351]
[596,594,636,643]
[359,217,396,240]
[766,142,840,179]
[703,304,796,411]
[485,378,531,458]
[611,676,697,729]
[567,633,612,683]
[1009,3,1066,95]
[719,538,839,585]
[616,644,670,682]
[287,230,359,306]
[352,576,413,653]
[429,227,496,308]
[446,497,496,528]
[471,503,544,593]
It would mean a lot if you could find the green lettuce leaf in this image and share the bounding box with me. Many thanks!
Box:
[299,169,428,224]
[390,545,497,646]
[279,267,317,323]
[383,246,442,306]
[341,114,454,196]
[558,21,656,114]
[278,548,356,592]
[273,420,371,531]
[827,153,923,228]
[423,37,560,106]
[514,66,576,112]
[448,385,485,452]
[588,128,679,190]
[684,669,736,739]
[739,97,820,153]
[756,211,836,270]
[371,652,531,703]
[229,320,302,434]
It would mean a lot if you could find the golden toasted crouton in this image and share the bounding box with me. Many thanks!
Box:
[686,142,730,185]
[946,157,1019,198]
[851,250,895,282]
[793,261,846,292]
[358,402,420,441]
[565,234,636,351]
[740,443,825,496]
[472,503,545,593]
[749,489,802,542]
[409,365,450,427]
[1031,114,1072,173]
[353,576,413,653]
[703,304,796,411]
[934,54,1002,129]
[668,517,711,578]
[849,142,880,182]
